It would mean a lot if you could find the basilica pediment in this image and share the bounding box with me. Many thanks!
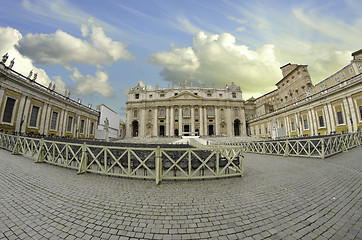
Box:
[169,91,203,100]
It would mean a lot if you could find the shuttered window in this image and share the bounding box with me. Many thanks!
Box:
[2,97,16,123]
[29,106,40,127]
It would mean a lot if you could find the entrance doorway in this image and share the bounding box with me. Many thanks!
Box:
[234,119,240,136]
[159,125,165,136]
[132,121,139,137]
[183,125,190,136]
[208,125,214,136]
[195,129,199,136]
[174,129,179,137]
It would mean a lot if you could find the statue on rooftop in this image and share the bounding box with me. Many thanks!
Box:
[28,70,33,79]
[33,73,37,81]
[52,83,56,91]
[48,82,53,89]
[9,58,15,69]
[2,53,9,64]
[104,118,109,132]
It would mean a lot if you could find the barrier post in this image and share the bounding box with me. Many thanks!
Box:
[78,142,88,174]
[155,146,162,185]
[35,138,45,163]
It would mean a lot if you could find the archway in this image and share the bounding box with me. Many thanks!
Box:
[195,129,199,136]
[174,129,179,137]
[234,119,240,136]
[132,120,139,137]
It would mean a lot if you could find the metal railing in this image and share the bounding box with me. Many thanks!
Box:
[222,132,361,158]
[0,133,243,185]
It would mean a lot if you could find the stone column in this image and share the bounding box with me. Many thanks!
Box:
[170,106,174,137]
[241,108,246,136]
[15,95,27,133]
[215,106,219,135]
[199,106,203,136]
[39,103,48,135]
[44,105,52,136]
[153,107,158,136]
[166,107,169,136]
[324,105,332,134]
[308,109,314,136]
[295,113,301,136]
[179,107,183,136]
[59,109,65,136]
[203,107,207,136]
[126,108,131,137]
[343,97,353,132]
[191,106,195,136]
[226,107,232,137]
[327,103,335,132]
[62,110,68,135]
[347,96,358,132]
[285,116,290,137]
[311,108,318,136]
[140,107,146,137]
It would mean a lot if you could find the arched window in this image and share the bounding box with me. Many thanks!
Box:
[208,108,213,116]
[133,110,138,118]
[160,108,165,117]
[194,108,199,116]
[184,107,189,116]
[175,109,179,117]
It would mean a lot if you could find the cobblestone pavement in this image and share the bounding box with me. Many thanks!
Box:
[0,147,361,240]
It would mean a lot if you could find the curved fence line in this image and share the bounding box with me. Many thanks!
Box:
[0,133,243,185]
[222,132,361,158]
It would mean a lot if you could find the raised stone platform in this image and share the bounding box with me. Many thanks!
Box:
[0,147,361,239]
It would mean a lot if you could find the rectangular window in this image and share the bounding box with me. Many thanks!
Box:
[207,93,212,97]
[135,94,139,99]
[2,97,16,123]
[90,122,94,135]
[265,127,268,134]
[67,116,73,132]
[232,93,236,98]
[359,105,362,122]
[50,111,58,131]
[29,105,40,128]
[80,119,85,134]
[336,111,344,125]
[318,115,325,128]
[349,67,354,74]
[259,128,261,134]
[291,121,295,131]
[160,94,165,97]
[303,118,308,130]
[234,108,238,117]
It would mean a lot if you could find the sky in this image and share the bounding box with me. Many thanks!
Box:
[0,0,360,119]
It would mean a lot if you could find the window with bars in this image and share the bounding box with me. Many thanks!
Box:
[318,115,325,128]
[303,118,308,130]
[80,119,85,134]
[336,111,344,125]
[90,122,94,135]
[2,97,16,123]
[29,105,40,128]
[291,121,295,131]
[67,116,73,132]
[50,111,58,131]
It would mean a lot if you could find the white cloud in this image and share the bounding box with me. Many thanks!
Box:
[67,67,114,97]
[0,26,65,92]
[150,32,281,98]
[16,20,134,66]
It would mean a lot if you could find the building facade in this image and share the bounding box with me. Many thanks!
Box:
[126,82,246,137]
[248,49,362,138]
[0,60,99,138]
[95,104,121,139]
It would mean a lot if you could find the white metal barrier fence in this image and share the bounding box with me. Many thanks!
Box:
[222,132,361,158]
[0,133,243,185]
